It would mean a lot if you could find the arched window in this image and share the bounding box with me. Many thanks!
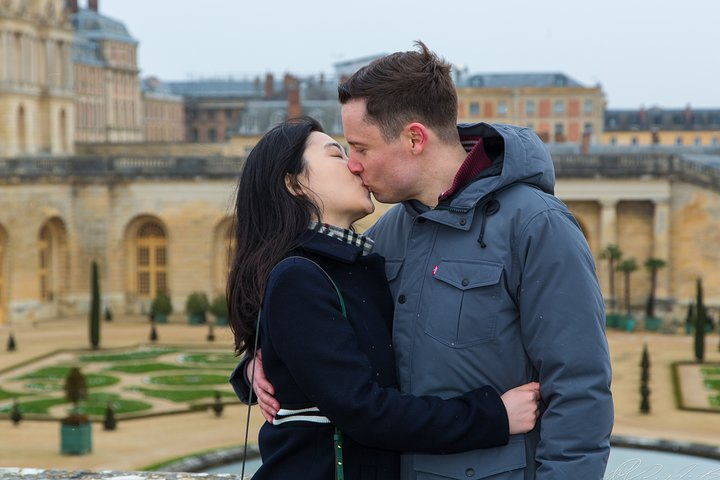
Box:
[38,225,52,301]
[59,109,67,153]
[135,221,168,298]
[17,105,27,153]
[37,219,68,303]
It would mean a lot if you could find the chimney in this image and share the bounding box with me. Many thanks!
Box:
[287,76,301,119]
[65,0,79,13]
[581,131,591,155]
[319,73,325,86]
[88,0,98,11]
[639,105,646,125]
[264,73,274,98]
[684,103,692,124]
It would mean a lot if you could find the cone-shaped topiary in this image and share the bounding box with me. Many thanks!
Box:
[89,261,101,349]
[694,278,707,363]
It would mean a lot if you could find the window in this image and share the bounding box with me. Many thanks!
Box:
[694,137,702,146]
[525,100,535,115]
[712,137,719,147]
[208,128,217,142]
[610,136,617,145]
[497,101,508,116]
[207,110,215,120]
[38,226,51,301]
[135,222,168,298]
[554,100,565,114]
[583,100,594,114]
[631,137,638,145]
[584,122,593,134]
[675,137,683,145]
[469,102,480,116]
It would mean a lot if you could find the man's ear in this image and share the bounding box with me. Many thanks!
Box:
[406,123,429,154]
[284,173,305,196]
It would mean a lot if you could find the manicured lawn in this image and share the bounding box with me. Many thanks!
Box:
[130,387,236,403]
[0,346,237,420]
[78,348,177,362]
[145,373,229,386]
[105,362,191,374]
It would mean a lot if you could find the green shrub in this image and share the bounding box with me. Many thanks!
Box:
[185,292,210,315]
[209,293,228,318]
[151,291,173,316]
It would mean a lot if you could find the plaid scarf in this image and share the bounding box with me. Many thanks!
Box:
[309,221,375,256]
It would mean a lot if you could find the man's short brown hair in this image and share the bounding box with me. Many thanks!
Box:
[338,41,459,144]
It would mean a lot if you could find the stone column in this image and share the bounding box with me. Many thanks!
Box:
[598,199,618,304]
[0,31,8,81]
[653,199,671,300]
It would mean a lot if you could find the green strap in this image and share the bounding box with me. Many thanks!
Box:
[288,256,345,480]
[334,427,344,480]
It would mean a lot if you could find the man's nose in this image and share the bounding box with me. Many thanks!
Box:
[347,157,363,174]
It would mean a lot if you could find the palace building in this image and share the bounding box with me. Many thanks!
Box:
[1,1,720,325]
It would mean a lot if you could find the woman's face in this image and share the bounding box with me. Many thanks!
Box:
[297,131,375,227]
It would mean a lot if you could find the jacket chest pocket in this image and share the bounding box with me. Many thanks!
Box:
[423,260,503,348]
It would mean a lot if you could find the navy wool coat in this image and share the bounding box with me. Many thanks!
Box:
[237,231,509,480]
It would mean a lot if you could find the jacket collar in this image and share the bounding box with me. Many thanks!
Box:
[296,229,364,264]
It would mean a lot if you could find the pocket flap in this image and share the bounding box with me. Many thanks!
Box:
[383,258,403,281]
[414,435,527,478]
[433,261,503,290]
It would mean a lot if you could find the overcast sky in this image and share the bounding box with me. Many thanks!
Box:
[100,0,717,109]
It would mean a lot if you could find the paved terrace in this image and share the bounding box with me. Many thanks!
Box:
[0,316,719,477]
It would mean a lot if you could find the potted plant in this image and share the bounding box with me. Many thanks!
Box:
[209,293,228,326]
[185,292,209,325]
[150,291,172,324]
[60,367,92,455]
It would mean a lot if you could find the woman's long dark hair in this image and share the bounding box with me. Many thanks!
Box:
[228,116,324,355]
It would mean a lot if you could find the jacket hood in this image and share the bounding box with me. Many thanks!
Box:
[444,123,555,210]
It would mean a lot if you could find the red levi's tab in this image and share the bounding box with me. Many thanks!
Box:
[432,265,438,276]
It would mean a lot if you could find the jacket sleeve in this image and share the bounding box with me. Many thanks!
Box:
[228,355,253,404]
[264,259,510,454]
[514,208,614,478]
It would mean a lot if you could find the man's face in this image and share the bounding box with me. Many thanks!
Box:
[341,99,416,204]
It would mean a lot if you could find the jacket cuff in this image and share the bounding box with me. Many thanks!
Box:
[478,385,511,447]
[228,355,255,405]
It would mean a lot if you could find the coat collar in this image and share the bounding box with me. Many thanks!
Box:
[296,229,364,264]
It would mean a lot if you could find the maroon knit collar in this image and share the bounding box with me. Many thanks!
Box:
[438,137,492,202]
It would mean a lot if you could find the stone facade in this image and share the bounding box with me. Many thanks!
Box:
[456,74,605,144]
[0,0,75,156]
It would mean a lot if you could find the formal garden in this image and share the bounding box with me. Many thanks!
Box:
[0,345,239,421]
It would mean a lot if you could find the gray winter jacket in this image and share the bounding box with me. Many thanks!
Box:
[367,122,613,480]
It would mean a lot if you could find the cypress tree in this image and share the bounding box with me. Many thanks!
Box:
[639,344,651,414]
[10,400,22,425]
[694,278,707,363]
[89,261,101,349]
[103,403,117,430]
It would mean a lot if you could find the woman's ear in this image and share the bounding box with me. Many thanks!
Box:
[284,173,305,196]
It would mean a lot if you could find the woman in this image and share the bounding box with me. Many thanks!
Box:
[227,117,539,479]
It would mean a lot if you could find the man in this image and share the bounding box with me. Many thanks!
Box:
[251,42,613,479]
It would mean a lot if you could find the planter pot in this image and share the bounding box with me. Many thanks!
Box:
[188,313,206,325]
[621,315,636,332]
[605,314,620,329]
[214,315,228,326]
[153,313,168,324]
[644,316,662,331]
[60,422,92,455]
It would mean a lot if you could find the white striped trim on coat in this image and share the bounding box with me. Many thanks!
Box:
[271,406,331,425]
